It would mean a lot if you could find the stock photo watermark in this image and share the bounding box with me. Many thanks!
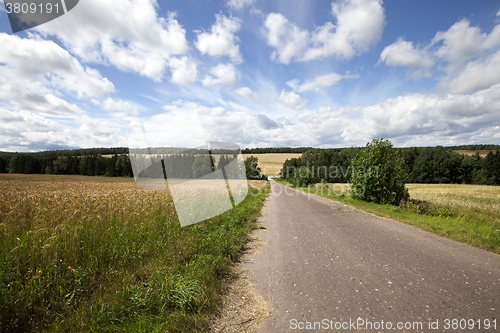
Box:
[290,317,497,331]
[3,0,79,33]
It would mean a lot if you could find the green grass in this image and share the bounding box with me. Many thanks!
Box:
[275,179,500,255]
[0,175,269,332]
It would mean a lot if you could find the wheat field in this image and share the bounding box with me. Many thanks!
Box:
[242,153,302,175]
[0,173,268,332]
[406,183,500,223]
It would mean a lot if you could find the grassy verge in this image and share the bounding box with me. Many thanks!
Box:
[274,179,500,255]
[0,174,269,332]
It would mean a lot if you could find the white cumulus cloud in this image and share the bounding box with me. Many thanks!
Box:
[438,50,500,94]
[169,57,198,85]
[278,90,308,110]
[432,19,500,72]
[0,33,115,118]
[202,63,238,88]
[379,38,433,78]
[263,0,385,64]
[195,14,242,64]
[35,0,189,81]
[263,13,310,64]
[92,98,139,116]
[235,87,260,102]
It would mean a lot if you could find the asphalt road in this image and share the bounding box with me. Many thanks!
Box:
[244,180,500,332]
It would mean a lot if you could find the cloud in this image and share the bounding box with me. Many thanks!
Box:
[195,14,242,64]
[0,108,126,152]
[432,19,500,72]
[340,84,500,145]
[278,90,308,110]
[296,72,358,92]
[381,18,500,85]
[0,33,114,100]
[169,56,198,85]
[35,0,189,81]
[202,63,238,88]
[0,33,115,118]
[303,0,385,61]
[257,114,279,129]
[235,87,260,102]
[379,38,433,79]
[263,0,385,64]
[438,50,500,94]
[227,0,254,10]
[4,82,500,151]
[262,13,310,64]
[92,98,139,116]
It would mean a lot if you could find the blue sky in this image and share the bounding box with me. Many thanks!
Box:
[1,0,500,151]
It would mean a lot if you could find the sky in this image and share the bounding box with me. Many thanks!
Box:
[1,0,500,152]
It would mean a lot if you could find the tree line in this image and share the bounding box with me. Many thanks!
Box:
[2,154,133,177]
[1,143,499,185]
[0,151,253,180]
[281,145,500,186]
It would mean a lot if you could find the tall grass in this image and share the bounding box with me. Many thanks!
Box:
[0,174,268,332]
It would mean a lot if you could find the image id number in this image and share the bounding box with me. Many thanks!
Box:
[5,2,60,14]
[443,318,496,330]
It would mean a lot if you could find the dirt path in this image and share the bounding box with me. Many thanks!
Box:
[209,230,271,333]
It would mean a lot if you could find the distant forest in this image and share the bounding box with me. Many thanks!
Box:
[0,144,499,185]
[281,145,500,186]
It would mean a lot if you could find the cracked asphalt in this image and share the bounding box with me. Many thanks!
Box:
[244,180,500,332]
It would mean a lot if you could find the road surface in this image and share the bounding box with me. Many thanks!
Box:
[244,180,499,332]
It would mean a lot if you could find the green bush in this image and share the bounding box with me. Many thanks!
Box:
[350,139,409,205]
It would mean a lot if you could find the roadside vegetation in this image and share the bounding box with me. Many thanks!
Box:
[0,174,269,332]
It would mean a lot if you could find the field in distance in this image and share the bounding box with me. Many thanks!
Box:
[454,150,492,157]
[242,153,302,176]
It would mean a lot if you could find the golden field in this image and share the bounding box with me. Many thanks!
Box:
[454,150,492,157]
[406,183,500,223]
[242,153,302,175]
[0,173,269,332]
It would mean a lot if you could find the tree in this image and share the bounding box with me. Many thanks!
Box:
[350,139,408,205]
[244,156,263,179]
[53,156,68,174]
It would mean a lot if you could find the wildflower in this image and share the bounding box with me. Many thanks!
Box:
[132,275,135,278]
[38,270,42,274]
[68,266,71,270]
[150,288,153,291]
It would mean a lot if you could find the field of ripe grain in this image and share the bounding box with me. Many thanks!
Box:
[454,150,492,157]
[406,183,500,223]
[0,174,268,332]
[242,153,302,176]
